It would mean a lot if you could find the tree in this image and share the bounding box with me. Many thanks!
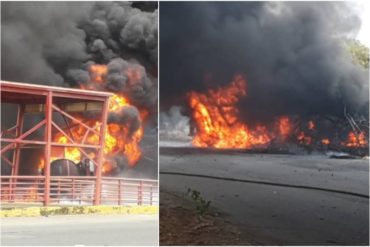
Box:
[346,39,369,69]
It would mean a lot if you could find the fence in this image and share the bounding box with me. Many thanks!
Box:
[0,176,158,206]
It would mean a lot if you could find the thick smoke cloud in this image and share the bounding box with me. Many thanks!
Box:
[108,106,141,136]
[1,2,90,85]
[159,106,191,143]
[1,2,158,110]
[105,58,156,109]
[160,2,368,122]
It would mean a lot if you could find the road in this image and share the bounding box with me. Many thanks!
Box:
[1,214,158,246]
[160,147,369,245]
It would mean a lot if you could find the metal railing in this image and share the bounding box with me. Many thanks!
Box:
[0,176,158,206]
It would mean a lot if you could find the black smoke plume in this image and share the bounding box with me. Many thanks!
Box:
[160,2,369,123]
[2,2,157,111]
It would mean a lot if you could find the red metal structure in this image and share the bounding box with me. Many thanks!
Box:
[1,80,112,206]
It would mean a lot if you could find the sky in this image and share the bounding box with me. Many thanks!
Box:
[354,1,370,46]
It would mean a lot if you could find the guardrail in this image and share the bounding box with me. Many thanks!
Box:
[0,176,158,206]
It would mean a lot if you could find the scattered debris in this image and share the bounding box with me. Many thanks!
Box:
[160,190,242,245]
[327,151,359,159]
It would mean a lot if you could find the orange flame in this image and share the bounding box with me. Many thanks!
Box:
[187,74,370,152]
[89,64,108,84]
[297,131,312,145]
[278,116,292,140]
[345,131,367,148]
[55,135,81,163]
[109,94,130,112]
[188,75,271,149]
[308,120,315,130]
[321,138,330,145]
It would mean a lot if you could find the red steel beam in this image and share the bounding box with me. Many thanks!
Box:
[1,86,48,96]
[12,104,25,177]
[51,143,100,149]
[1,155,13,167]
[81,124,99,145]
[1,139,100,149]
[52,105,100,136]
[1,120,46,154]
[53,92,110,102]
[10,105,24,201]
[44,91,52,206]
[1,139,46,145]
[94,98,109,205]
[51,121,76,144]
[1,81,112,101]
[1,124,18,138]
[82,128,91,145]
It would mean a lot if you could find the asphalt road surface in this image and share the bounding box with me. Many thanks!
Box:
[1,214,158,246]
[160,147,369,245]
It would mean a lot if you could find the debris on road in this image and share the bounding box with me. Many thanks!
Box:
[160,190,242,245]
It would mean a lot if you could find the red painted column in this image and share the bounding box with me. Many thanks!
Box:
[44,91,52,206]
[12,104,25,176]
[10,104,25,201]
[94,99,109,205]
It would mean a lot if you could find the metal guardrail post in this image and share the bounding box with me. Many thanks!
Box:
[72,178,75,202]
[118,179,122,205]
[78,180,81,205]
[38,176,42,202]
[57,179,61,204]
[138,181,143,205]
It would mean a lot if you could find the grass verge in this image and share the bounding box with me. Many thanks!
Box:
[1,205,158,217]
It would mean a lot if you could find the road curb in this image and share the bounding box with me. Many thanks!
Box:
[0,205,158,217]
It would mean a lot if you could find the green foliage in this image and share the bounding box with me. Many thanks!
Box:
[346,39,369,68]
[187,188,211,215]
[39,208,50,216]
[71,206,84,214]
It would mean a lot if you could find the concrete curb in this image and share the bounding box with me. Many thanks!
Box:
[1,205,158,217]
